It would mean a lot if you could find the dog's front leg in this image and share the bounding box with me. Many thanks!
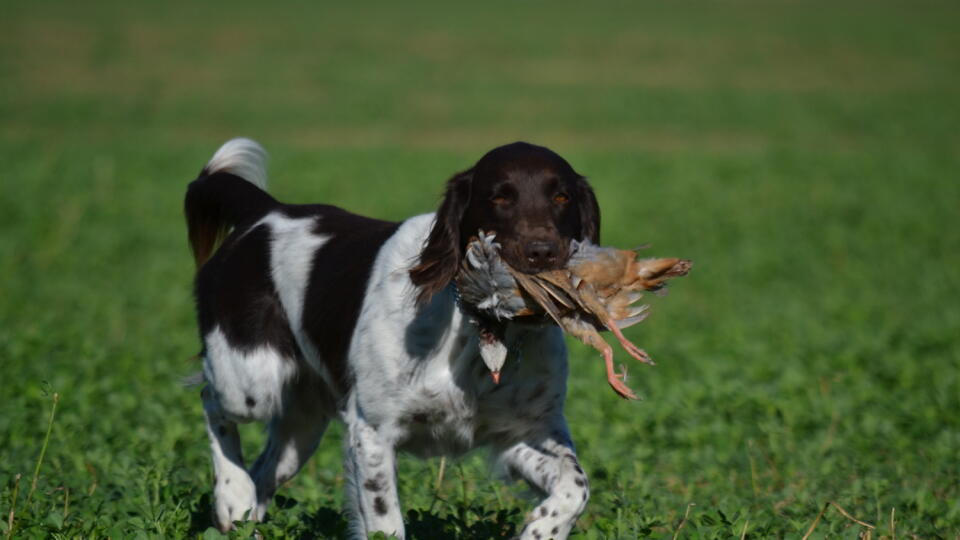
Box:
[344,414,404,539]
[499,426,589,540]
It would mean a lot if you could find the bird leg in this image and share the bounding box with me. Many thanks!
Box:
[559,280,655,366]
[602,316,654,365]
[602,344,637,400]
[573,323,637,400]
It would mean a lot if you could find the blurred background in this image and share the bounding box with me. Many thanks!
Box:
[1,1,958,537]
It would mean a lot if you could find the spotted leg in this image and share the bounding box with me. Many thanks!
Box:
[201,386,258,531]
[500,428,590,540]
[344,413,404,539]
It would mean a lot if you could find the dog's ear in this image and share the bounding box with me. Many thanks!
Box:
[409,168,473,306]
[576,175,601,244]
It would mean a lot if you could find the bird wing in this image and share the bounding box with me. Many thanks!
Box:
[506,267,568,326]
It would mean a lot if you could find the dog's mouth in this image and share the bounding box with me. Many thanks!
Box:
[459,230,570,274]
[501,244,569,275]
[512,259,564,275]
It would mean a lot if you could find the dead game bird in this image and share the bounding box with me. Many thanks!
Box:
[454,233,533,384]
[456,232,691,399]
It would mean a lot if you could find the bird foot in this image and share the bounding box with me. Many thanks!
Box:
[603,348,638,400]
[605,318,655,365]
[607,370,638,400]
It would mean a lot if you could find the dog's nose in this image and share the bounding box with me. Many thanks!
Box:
[523,241,559,267]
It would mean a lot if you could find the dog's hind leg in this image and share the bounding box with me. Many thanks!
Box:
[201,386,259,531]
[249,375,331,521]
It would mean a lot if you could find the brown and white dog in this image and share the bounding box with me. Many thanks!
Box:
[186,139,600,539]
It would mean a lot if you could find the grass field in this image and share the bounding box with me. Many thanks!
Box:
[2,1,959,538]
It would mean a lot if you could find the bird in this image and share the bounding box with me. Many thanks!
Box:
[454,232,535,384]
[455,231,691,399]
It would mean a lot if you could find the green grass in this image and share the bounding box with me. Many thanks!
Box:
[2,0,959,538]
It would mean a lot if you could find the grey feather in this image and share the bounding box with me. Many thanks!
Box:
[567,239,613,267]
[455,232,528,320]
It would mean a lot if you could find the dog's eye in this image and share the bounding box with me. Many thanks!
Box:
[491,195,510,206]
[553,193,570,204]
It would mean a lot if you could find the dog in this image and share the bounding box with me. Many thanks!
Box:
[186,138,601,539]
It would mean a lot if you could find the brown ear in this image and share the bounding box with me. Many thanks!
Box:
[409,169,473,305]
[576,176,601,243]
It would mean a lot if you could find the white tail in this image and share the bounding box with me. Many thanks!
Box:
[204,138,269,190]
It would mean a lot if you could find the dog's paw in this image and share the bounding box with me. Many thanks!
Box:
[213,468,259,531]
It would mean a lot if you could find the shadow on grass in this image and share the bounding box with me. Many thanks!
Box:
[295,506,519,540]
[405,507,518,540]
[188,492,212,536]
[189,494,519,539]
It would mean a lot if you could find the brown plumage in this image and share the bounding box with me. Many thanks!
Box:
[456,233,691,400]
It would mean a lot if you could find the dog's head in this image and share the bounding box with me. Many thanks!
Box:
[410,141,600,305]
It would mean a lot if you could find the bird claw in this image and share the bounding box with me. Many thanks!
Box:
[607,371,638,400]
[602,348,637,400]
[606,361,637,400]
[623,341,654,365]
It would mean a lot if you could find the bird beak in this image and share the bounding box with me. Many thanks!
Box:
[490,371,501,384]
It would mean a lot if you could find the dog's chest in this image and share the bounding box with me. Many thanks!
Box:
[346,217,570,456]
[385,330,567,458]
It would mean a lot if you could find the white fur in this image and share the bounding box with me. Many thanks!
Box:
[257,213,338,388]
[206,137,269,190]
[262,213,329,328]
[202,326,297,422]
